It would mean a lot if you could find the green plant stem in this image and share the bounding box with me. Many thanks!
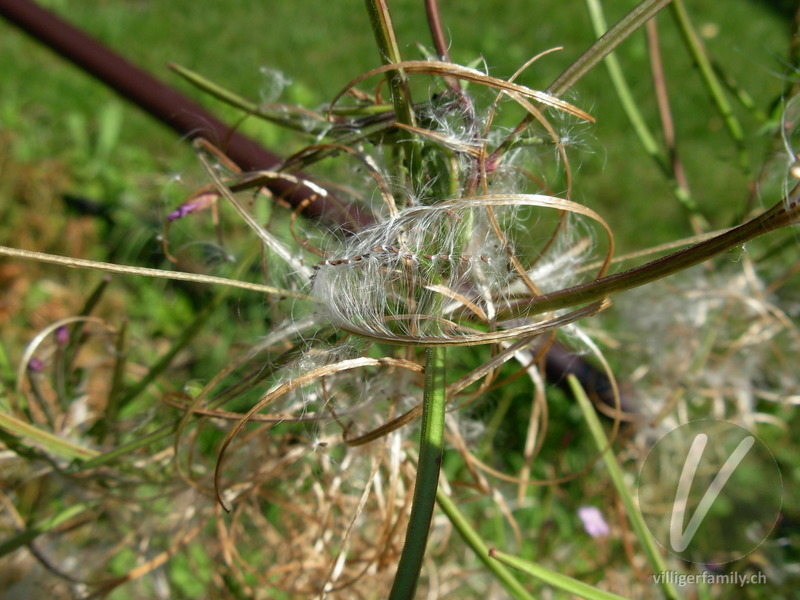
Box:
[669,0,748,170]
[67,276,111,362]
[488,548,631,600]
[169,62,326,134]
[585,0,663,163]
[113,293,224,411]
[106,319,129,425]
[496,0,672,162]
[548,0,672,97]
[508,190,800,317]
[389,347,446,600]
[585,0,704,223]
[78,332,321,473]
[436,488,535,600]
[0,502,96,557]
[77,423,175,470]
[0,410,99,462]
[363,0,416,128]
[569,376,679,600]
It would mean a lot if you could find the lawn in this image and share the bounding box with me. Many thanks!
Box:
[1,1,799,598]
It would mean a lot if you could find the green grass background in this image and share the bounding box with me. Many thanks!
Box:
[1,1,798,598]
[0,0,791,245]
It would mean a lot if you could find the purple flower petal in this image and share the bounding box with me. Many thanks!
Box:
[27,357,45,372]
[55,325,70,345]
[167,193,217,221]
[578,505,610,538]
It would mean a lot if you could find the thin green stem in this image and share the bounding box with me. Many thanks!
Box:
[585,0,704,223]
[168,62,327,134]
[77,338,316,472]
[77,423,175,470]
[507,190,800,317]
[363,0,416,128]
[0,411,99,462]
[0,502,96,557]
[496,0,672,165]
[548,0,673,97]
[363,0,426,201]
[569,376,679,600]
[669,0,748,170]
[585,0,664,164]
[112,293,224,411]
[90,317,128,442]
[389,347,447,600]
[489,548,632,600]
[436,487,535,600]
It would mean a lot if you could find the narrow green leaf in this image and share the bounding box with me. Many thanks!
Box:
[569,375,680,600]
[584,0,664,164]
[0,503,94,557]
[549,0,672,96]
[0,410,99,461]
[489,547,631,600]
[169,62,325,134]
[436,488,535,600]
[668,0,748,169]
[584,0,704,224]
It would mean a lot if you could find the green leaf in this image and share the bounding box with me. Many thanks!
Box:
[0,410,99,461]
[0,502,95,557]
[488,547,631,600]
[569,375,680,600]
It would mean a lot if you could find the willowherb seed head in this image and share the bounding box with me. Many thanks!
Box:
[310,192,607,345]
[311,200,505,338]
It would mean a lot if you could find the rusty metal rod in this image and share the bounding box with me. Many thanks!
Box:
[0,0,369,230]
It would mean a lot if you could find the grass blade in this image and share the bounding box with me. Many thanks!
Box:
[569,375,680,600]
[668,0,747,169]
[436,487,535,600]
[549,0,672,96]
[0,410,99,462]
[0,502,95,557]
[488,547,631,600]
[584,0,705,226]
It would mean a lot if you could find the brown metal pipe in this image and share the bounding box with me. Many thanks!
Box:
[0,0,369,229]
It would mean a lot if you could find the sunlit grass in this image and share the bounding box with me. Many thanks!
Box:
[1,1,799,598]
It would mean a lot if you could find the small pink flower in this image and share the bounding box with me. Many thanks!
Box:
[55,325,69,345]
[578,506,610,538]
[167,193,217,221]
[27,357,45,372]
